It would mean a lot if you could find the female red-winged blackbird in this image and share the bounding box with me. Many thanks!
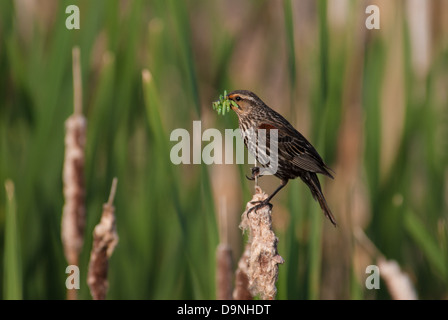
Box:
[227,90,337,226]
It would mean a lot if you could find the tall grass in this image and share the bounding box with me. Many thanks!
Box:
[3,181,22,299]
[0,0,447,299]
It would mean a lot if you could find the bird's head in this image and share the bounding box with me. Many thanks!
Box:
[226,90,264,117]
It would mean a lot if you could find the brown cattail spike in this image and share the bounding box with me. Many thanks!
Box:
[233,244,253,300]
[216,198,234,300]
[239,186,284,300]
[61,115,87,266]
[216,244,233,300]
[87,178,119,300]
[61,47,87,301]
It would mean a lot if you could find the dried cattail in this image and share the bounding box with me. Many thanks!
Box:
[61,47,86,280]
[354,228,418,300]
[239,186,284,300]
[233,244,252,300]
[216,244,233,300]
[378,258,418,300]
[61,114,86,266]
[87,178,119,300]
[216,198,234,300]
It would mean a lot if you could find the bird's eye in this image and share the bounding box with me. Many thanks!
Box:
[235,96,242,102]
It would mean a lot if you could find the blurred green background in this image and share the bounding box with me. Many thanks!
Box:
[1,0,447,300]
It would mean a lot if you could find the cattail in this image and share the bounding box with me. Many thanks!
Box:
[233,244,252,300]
[87,178,119,300]
[61,115,86,265]
[239,186,284,300]
[61,47,86,300]
[216,198,233,300]
[378,258,418,300]
[354,228,418,300]
[216,244,233,300]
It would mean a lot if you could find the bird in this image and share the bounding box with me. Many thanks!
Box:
[226,90,337,226]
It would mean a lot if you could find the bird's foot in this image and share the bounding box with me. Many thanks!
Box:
[245,166,261,181]
[246,199,273,218]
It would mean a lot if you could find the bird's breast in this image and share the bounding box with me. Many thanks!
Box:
[238,121,275,169]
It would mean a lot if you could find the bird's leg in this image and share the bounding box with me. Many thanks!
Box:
[246,179,288,217]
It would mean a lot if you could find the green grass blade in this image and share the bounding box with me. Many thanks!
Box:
[405,210,447,280]
[283,0,296,109]
[308,204,323,300]
[167,0,201,116]
[3,180,22,300]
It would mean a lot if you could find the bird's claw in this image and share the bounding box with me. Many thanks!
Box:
[245,167,261,181]
[246,200,273,218]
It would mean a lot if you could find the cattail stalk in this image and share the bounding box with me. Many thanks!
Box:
[87,178,119,300]
[238,186,284,300]
[61,47,86,300]
[355,227,418,300]
[233,244,252,300]
[216,198,233,300]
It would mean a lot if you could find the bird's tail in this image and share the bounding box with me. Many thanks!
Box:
[302,172,337,227]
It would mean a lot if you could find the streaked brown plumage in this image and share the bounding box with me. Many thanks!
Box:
[227,90,337,226]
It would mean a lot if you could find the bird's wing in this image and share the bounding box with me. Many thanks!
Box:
[257,122,334,178]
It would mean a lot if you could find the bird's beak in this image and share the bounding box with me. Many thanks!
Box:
[227,94,237,110]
